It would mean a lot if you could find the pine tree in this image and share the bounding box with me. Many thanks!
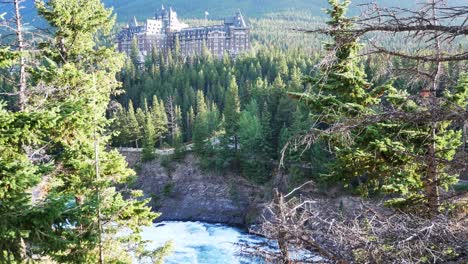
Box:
[142,112,156,161]
[172,105,184,159]
[27,0,164,261]
[0,102,58,262]
[291,0,467,212]
[192,90,210,157]
[239,100,269,182]
[151,96,168,144]
[174,37,181,63]
[196,90,208,115]
[130,36,140,66]
[136,107,146,134]
[166,96,178,144]
[289,66,303,92]
[289,0,384,194]
[223,76,241,152]
[186,106,195,141]
[260,101,274,155]
[111,103,131,147]
[127,100,141,147]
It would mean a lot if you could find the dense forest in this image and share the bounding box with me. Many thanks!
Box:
[110,39,465,186]
[110,44,322,184]
[0,0,467,263]
[0,0,170,262]
[14,0,466,23]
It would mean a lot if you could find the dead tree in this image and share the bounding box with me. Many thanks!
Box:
[273,189,291,264]
[0,0,28,110]
[255,186,467,263]
[13,0,26,110]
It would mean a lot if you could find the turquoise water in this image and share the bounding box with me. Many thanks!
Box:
[139,221,268,264]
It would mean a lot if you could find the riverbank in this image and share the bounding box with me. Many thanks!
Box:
[120,150,268,226]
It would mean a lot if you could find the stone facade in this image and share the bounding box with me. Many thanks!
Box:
[116,6,250,59]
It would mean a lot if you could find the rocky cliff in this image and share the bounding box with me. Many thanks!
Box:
[121,151,266,226]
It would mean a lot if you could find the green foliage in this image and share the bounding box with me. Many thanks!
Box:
[0,47,18,68]
[222,75,241,162]
[142,112,156,161]
[151,97,169,142]
[100,0,432,22]
[224,76,241,139]
[192,90,210,155]
[294,0,466,211]
[130,37,141,65]
[127,100,141,147]
[238,100,270,183]
[162,183,175,197]
[0,103,59,261]
[113,38,321,183]
[1,0,166,262]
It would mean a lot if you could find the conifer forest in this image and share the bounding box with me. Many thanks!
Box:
[0,0,467,263]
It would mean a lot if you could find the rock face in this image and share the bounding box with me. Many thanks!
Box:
[125,152,265,226]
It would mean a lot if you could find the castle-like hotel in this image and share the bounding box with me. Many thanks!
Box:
[116,6,251,59]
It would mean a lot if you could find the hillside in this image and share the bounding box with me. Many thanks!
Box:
[11,0,465,24]
[104,0,430,21]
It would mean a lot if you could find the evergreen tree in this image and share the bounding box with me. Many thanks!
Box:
[186,106,195,141]
[290,0,467,212]
[290,0,385,194]
[260,102,274,159]
[151,96,168,143]
[239,100,269,182]
[130,36,140,66]
[289,66,303,92]
[111,103,131,147]
[136,107,146,134]
[18,0,165,261]
[174,37,181,63]
[142,112,156,161]
[0,98,58,262]
[223,76,241,152]
[192,90,210,157]
[127,100,141,147]
[195,90,208,115]
[166,96,179,145]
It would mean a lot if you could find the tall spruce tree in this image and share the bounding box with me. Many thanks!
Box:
[193,90,210,156]
[130,36,141,66]
[290,0,388,198]
[127,100,141,147]
[142,112,156,161]
[11,0,166,262]
[239,100,269,182]
[293,0,467,213]
[0,47,61,261]
[223,76,241,152]
[151,96,168,143]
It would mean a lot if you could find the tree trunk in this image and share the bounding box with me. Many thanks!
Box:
[425,126,440,215]
[14,3,28,259]
[424,0,442,215]
[14,0,27,111]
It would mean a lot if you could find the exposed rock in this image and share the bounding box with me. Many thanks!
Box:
[123,152,266,226]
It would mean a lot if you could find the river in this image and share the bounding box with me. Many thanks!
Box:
[138,221,324,264]
[139,221,267,264]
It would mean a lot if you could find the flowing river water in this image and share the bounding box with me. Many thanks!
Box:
[139,221,267,263]
[138,221,324,264]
